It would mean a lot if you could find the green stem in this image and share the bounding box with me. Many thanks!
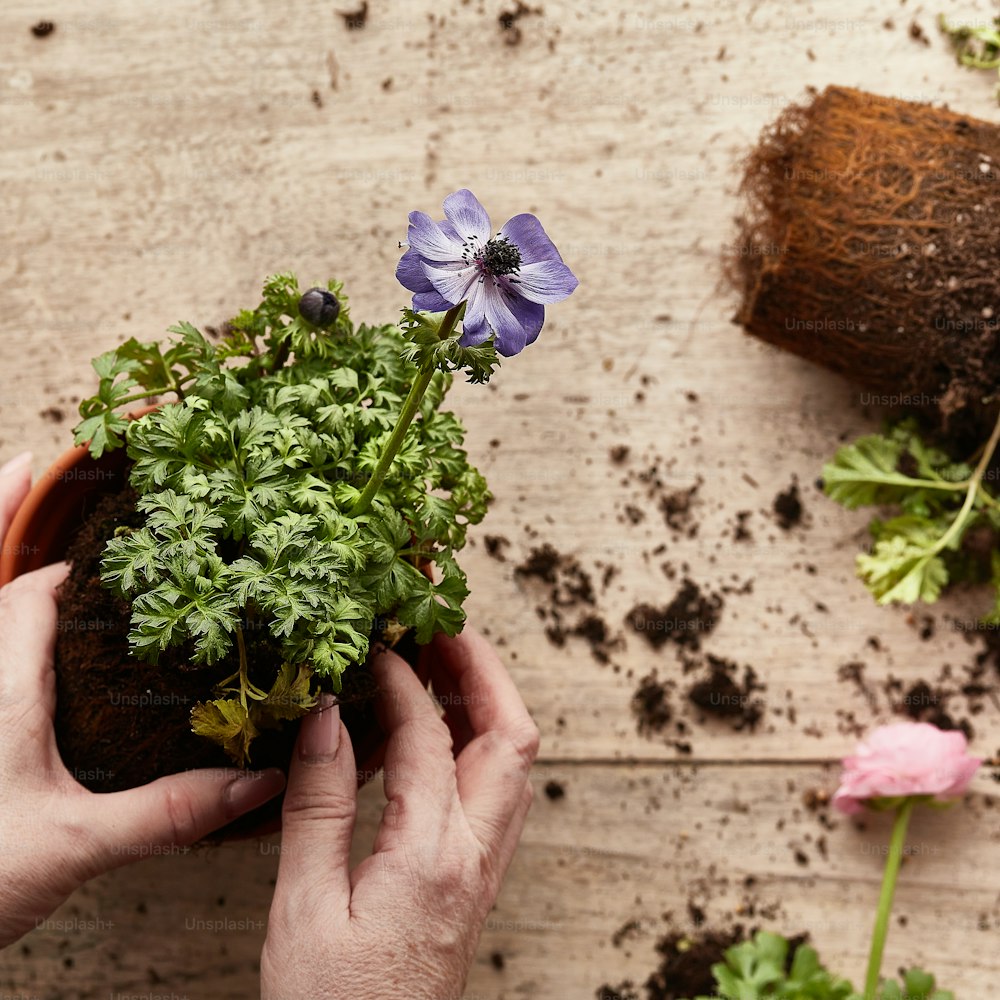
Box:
[349,304,463,517]
[930,406,1000,556]
[117,372,195,408]
[235,625,250,710]
[863,799,915,1000]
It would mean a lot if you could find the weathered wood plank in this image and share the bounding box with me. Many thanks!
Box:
[2,0,1000,995]
[2,764,998,998]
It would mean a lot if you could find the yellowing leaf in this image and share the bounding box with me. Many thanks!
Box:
[190,698,259,766]
[257,661,317,722]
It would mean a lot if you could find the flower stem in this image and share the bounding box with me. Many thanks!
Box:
[863,798,916,1000]
[929,405,1000,557]
[349,303,463,517]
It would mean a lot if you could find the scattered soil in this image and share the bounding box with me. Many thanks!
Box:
[54,473,421,834]
[733,510,752,541]
[659,479,703,536]
[31,20,55,38]
[908,20,930,46]
[630,672,692,753]
[644,929,745,1000]
[490,951,505,971]
[632,673,674,735]
[597,984,639,1000]
[597,985,639,1000]
[544,779,565,801]
[515,544,621,663]
[616,460,702,539]
[837,658,990,740]
[484,534,510,562]
[773,479,803,530]
[39,406,64,423]
[339,0,368,30]
[626,578,722,652]
[498,1,541,45]
[686,654,765,731]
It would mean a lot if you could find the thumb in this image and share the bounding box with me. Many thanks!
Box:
[79,767,286,870]
[273,697,357,918]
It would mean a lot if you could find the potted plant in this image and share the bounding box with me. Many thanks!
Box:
[0,189,578,833]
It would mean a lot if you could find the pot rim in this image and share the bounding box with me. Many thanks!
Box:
[0,406,158,587]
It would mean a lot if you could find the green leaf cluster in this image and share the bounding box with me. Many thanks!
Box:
[822,418,1000,610]
[683,931,951,1000]
[75,274,492,763]
[684,932,853,1000]
[939,14,1000,103]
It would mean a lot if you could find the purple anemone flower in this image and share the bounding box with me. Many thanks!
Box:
[396,189,578,357]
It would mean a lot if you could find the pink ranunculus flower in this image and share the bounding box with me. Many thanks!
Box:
[832,721,982,815]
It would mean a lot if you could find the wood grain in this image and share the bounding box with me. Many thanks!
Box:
[2,0,1000,996]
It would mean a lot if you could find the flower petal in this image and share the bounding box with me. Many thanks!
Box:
[443,189,492,243]
[497,279,545,347]
[512,259,579,304]
[483,282,530,356]
[459,281,492,346]
[501,213,564,264]
[406,211,464,263]
[422,261,477,305]
[412,289,453,312]
[396,248,434,293]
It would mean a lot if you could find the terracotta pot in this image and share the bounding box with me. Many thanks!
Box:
[0,411,428,836]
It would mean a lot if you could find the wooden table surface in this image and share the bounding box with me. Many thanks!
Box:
[3,1,1000,996]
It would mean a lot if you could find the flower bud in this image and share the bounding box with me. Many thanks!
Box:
[298,287,340,328]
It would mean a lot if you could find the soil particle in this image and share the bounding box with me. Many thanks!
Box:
[596,985,639,1000]
[611,919,642,948]
[733,510,752,541]
[490,951,505,971]
[644,929,744,1000]
[339,1,368,30]
[515,543,594,604]
[544,779,566,801]
[773,480,803,530]
[515,544,620,663]
[483,534,510,561]
[31,20,55,37]
[609,444,630,464]
[660,479,703,536]
[498,0,541,45]
[625,579,722,652]
[908,20,930,46]
[632,672,674,735]
[623,504,645,525]
[40,406,64,423]
[686,655,765,731]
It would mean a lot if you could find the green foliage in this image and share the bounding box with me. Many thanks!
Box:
[684,932,854,1000]
[822,418,999,610]
[682,932,951,1000]
[939,14,1000,103]
[76,274,494,763]
[399,308,501,385]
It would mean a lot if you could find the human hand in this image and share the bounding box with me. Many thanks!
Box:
[261,626,540,1000]
[0,452,287,948]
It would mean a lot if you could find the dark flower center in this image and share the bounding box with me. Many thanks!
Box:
[473,236,522,277]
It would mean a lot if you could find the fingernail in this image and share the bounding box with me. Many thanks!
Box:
[223,768,286,818]
[0,452,31,477]
[299,694,341,764]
